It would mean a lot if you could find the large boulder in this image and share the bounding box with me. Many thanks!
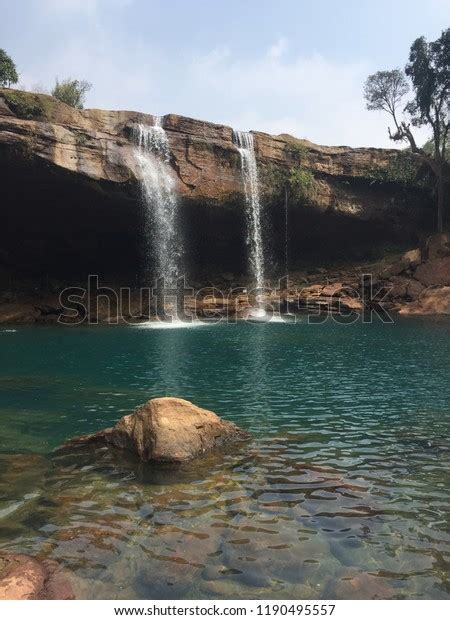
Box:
[424,233,450,260]
[414,257,450,287]
[380,257,410,279]
[63,397,250,463]
[399,286,450,315]
[0,553,74,600]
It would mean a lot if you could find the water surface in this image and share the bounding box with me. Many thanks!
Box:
[0,319,449,599]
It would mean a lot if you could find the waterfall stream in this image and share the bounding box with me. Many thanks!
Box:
[133,118,181,285]
[233,130,265,290]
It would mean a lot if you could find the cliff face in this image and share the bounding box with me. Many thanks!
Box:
[0,89,433,284]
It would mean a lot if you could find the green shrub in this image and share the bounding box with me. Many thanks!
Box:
[52,78,91,109]
[285,141,308,161]
[289,167,318,203]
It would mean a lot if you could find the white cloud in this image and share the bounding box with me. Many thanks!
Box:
[19,23,431,149]
[267,37,288,61]
[187,39,430,148]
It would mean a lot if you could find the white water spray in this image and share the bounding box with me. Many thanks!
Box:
[133,118,182,285]
[233,130,265,290]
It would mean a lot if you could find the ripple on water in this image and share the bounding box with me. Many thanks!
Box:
[0,320,449,599]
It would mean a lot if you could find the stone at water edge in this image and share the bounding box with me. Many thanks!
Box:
[62,397,250,463]
[0,553,75,600]
[399,286,450,315]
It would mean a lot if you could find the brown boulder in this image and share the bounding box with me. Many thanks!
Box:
[406,278,425,300]
[380,258,410,279]
[399,286,450,315]
[63,397,250,463]
[0,553,74,600]
[402,248,422,268]
[389,275,410,299]
[414,257,450,287]
[424,233,450,260]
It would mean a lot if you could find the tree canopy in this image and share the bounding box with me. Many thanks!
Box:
[364,29,449,232]
[0,49,19,88]
[51,78,92,109]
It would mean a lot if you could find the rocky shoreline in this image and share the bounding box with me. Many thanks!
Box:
[1,233,449,323]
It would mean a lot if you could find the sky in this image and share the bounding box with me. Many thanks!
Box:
[1,0,448,147]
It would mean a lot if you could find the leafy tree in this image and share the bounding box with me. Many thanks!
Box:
[52,78,92,109]
[364,29,449,232]
[0,49,19,88]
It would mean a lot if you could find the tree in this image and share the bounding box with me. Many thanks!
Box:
[0,49,19,88]
[364,29,449,232]
[52,78,92,109]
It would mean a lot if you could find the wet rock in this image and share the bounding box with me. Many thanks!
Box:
[61,397,250,463]
[399,286,450,315]
[380,258,410,279]
[414,257,450,287]
[389,276,410,299]
[0,553,74,600]
[406,279,425,300]
[424,233,450,260]
[402,248,422,268]
[326,568,395,599]
[135,559,202,599]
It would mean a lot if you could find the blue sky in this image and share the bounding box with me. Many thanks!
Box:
[1,0,448,146]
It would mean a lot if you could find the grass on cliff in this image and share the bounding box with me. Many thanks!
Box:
[0,88,69,121]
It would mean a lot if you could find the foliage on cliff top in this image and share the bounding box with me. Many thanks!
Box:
[0,89,44,119]
[364,28,449,232]
[52,78,92,109]
[0,87,83,122]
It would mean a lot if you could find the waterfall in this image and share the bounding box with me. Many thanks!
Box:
[284,186,289,276]
[233,130,265,290]
[133,117,181,286]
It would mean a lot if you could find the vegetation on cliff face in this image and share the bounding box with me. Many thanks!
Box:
[263,160,318,207]
[367,151,427,188]
[364,28,449,232]
[284,141,319,204]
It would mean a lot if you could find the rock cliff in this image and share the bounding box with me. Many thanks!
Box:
[0,88,434,285]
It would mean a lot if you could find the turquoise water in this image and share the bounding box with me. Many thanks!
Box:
[0,319,449,599]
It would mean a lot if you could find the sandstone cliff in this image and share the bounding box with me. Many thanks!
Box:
[0,88,434,285]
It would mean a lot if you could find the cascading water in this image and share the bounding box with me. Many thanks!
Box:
[133,117,181,286]
[233,130,265,290]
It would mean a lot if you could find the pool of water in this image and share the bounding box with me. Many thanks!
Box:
[0,318,449,599]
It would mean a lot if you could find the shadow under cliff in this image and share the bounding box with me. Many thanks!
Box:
[0,149,436,290]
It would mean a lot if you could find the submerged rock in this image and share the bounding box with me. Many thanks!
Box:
[325,568,394,600]
[62,397,250,463]
[0,553,74,600]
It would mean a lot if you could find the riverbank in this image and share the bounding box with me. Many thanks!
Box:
[1,236,449,323]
